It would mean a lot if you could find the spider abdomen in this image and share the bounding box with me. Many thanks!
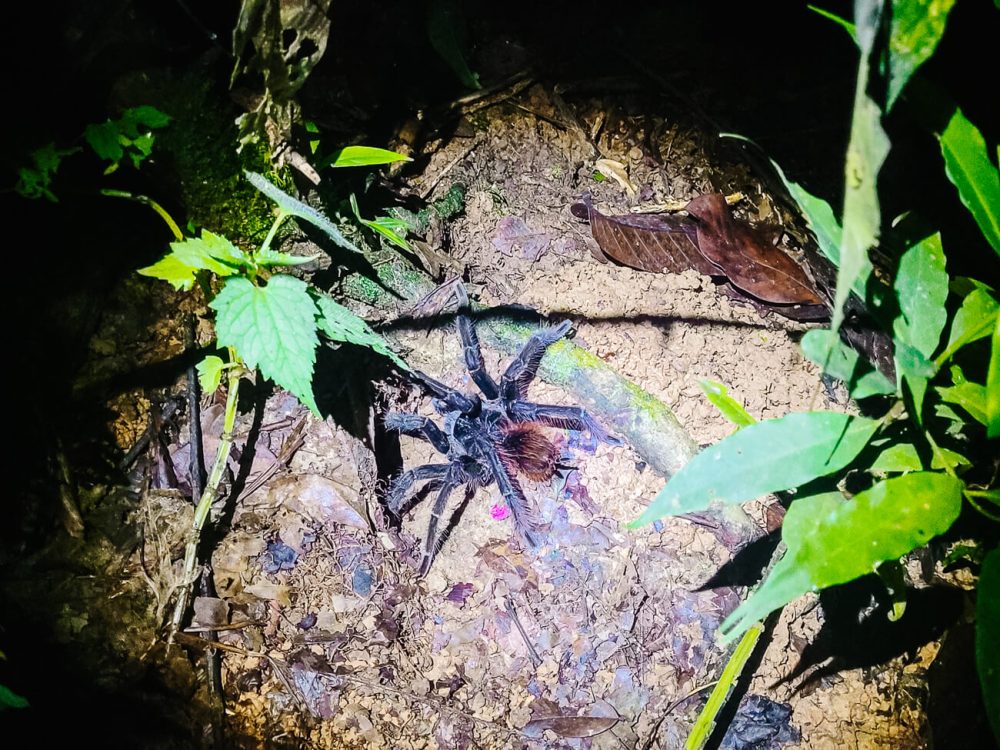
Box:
[499,422,561,482]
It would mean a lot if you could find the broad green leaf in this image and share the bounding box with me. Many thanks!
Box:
[720,472,964,642]
[313,292,409,371]
[631,412,880,523]
[989,316,1000,437]
[244,171,361,254]
[699,379,756,428]
[893,233,948,359]
[119,104,171,134]
[895,342,936,421]
[978,547,1000,743]
[171,230,248,273]
[84,120,123,162]
[211,275,320,414]
[800,329,896,398]
[0,683,29,710]
[938,287,1000,364]
[833,0,890,333]
[869,442,970,473]
[426,0,481,90]
[325,145,411,168]
[938,381,988,426]
[886,0,956,111]
[939,109,1000,258]
[196,355,225,393]
[137,253,201,290]
[255,248,320,268]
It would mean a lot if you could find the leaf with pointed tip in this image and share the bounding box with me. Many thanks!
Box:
[800,329,896,398]
[245,171,361,254]
[886,0,956,110]
[324,145,411,168]
[138,230,248,290]
[868,442,969,473]
[312,291,409,371]
[631,412,880,523]
[699,379,756,428]
[255,248,320,268]
[937,382,988,426]
[939,109,1000,257]
[720,472,963,642]
[211,275,319,413]
[939,287,999,364]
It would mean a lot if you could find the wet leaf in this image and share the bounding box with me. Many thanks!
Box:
[939,109,1000,258]
[686,193,825,306]
[721,473,964,642]
[523,714,619,739]
[570,194,711,274]
[632,412,880,522]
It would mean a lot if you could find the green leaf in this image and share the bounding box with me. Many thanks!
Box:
[138,230,248,289]
[136,253,202,291]
[350,194,412,251]
[886,0,956,111]
[0,683,29,710]
[16,143,80,202]
[119,104,171,134]
[868,442,970,473]
[800,329,896,398]
[808,4,856,39]
[832,0,890,333]
[875,558,907,622]
[84,120,124,162]
[313,292,409,371]
[255,248,320,268]
[196,355,225,393]
[895,342,937,422]
[211,275,320,414]
[938,287,1000,364]
[325,145,411,168]
[244,171,362,254]
[426,0,481,89]
[893,233,949,359]
[699,379,756,428]
[720,473,964,642]
[631,412,880,523]
[938,381,988,426]
[989,316,1000,438]
[977,547,1000,743]
[939,108,1000,258]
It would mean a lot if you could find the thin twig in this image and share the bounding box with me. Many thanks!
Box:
[503,596,542,668]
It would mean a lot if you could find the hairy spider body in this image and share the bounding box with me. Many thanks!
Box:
[385,285,618,574]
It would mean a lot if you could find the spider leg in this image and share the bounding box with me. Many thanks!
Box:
[411,369,479,415]
[510,401,621,445]
[385,463,450,515]
[418,469,464,575]
[499,320,573,402]
[454,284,500,400]
[384,412,451,454]
[484,449,544,549]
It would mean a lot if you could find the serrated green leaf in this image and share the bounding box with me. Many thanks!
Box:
[988,316,1000,438]
[0,683,29,710]
[800,329,896,398]
[244,171,361,254]
[939,109,1000,258]
[137,253,200,290]
[938,381,988,426]
[699,379,756,428]
[119,104,171,133]
[426,0,481,89]
[172,230,247,272]
[631,412,880,523]
[869,442,970,473]
[84,120,123,162]
[886,0,956,111]
[938,287,1000,364]
[196,355,225,393]
[325,145,411,168]
[720,472,963,642]
[977,547,1000,742]
[894,233,949,359]
[313,292,409,371]
[211,275,320,414]
[255,248,320,268]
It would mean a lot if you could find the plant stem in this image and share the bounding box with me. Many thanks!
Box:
[100,188,184,241]
[259,209,289,254]
[168,347,243,642]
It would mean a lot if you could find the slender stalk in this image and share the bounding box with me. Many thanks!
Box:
[100,189,184,241]
[259,209,289,254]
[169,347,243,642]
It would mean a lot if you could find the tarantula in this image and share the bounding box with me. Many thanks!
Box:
[385,285,618,574]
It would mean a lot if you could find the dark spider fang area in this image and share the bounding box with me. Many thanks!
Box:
[384,284,619,575]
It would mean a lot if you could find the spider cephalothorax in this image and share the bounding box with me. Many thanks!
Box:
[385,284,618,574]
